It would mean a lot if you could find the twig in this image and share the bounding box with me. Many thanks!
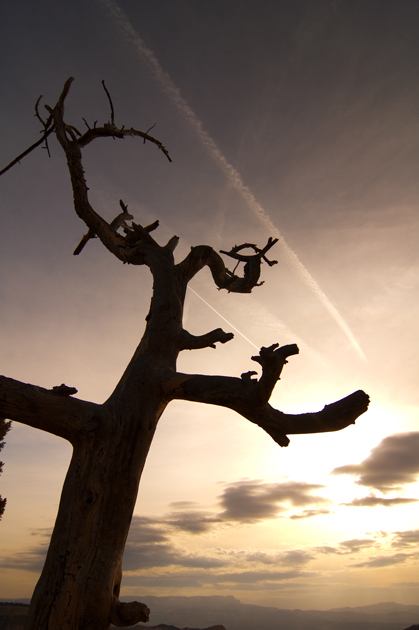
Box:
[0,127,55,177]
[101,80,115,125]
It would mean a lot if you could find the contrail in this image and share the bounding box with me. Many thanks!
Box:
[188,287,259,350]
[189,287,328,366]
[100,0,367,362]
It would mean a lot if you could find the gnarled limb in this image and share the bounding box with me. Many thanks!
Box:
[281,389,370,435]
[73,200,134,255]
[164,346,369,448]
[180,328,234,350]
[176,239,277,294]
[0,375,99,443]
[251,343,299,405]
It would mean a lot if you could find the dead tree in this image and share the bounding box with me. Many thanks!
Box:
[0,79,369,630]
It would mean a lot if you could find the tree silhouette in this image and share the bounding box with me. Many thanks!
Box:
[0,79,369,630]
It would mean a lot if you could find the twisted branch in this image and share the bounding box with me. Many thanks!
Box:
[176,238,278,295]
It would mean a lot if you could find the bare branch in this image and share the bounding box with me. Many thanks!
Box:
[220,238,278,267]
[176,239,278,294]
[101,80,115,126]
[0,127,55,177]
[180,328,234,350]
[251,343,299,405]
[0,375,98,443]
[77,125,172,162]
[35,95,47,126]
[165,369,369,448]
[73,204,133,256]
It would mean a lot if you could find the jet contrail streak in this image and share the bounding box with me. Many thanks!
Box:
[188,287,259,350]
[101,0,367,362]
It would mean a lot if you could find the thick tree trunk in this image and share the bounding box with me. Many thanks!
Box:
[25,372,167,629]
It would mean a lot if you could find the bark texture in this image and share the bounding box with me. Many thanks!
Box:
[0,79,370,630]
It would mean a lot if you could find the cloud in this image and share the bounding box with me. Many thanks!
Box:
[218,480,330,523]
[341,495,419,507]
[391,529,419,549]
[290,508,332,520]
[123,567,316,591]
[339,538,376,553]
[166,510,223,534]
[0,545,48,572]
[316,537,376,556]
[331,432,419,491]
[0,529,50,572]
[279,550,315,566]
[352,552,417,569]
[123,517,227,571]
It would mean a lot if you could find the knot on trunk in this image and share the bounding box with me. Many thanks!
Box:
[110,600,150,627]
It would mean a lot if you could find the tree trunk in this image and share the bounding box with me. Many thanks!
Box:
[25,366,168,629]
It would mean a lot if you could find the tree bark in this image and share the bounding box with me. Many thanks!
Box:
[0,79,370,630]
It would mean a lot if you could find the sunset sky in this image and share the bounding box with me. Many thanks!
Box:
[0,0,418,611]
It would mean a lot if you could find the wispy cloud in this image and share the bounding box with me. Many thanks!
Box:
[100,0,367,362]
[316,537,376,556]
[331,432,419,492]
[0,529,50,572]
[290,508,332,520]
[341,495,418,507]
[123,517,227,571]
[391,529,419,549]
[352,552,418,569]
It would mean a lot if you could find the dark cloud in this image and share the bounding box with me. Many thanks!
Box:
[0,544,48,572]
[391,529,419,548]
[123,517,227,571]
[124,567,315,590]
[290,508,332,520]
[342,495,419,507]
[316,545,338,555]
[166,510,223,534]
[279,550,315,566]
[123,540,226,571]
[207,569,314,585]
[339,538,376,553]
[331,432,419,491]
[125,516,168,544]
[122,572,204,590]
[169,501,199,509]
[352,552,417,568]
[218,480,330,523]
[0,528,50,572]
[316,538,375,556]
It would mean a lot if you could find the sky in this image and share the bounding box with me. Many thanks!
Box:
[0,0,418,611]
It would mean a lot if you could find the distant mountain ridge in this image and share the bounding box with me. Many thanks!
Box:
[1,597,418,630]
[120,596,419,630]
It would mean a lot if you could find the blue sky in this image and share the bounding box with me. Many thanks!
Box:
[0,0,418,609]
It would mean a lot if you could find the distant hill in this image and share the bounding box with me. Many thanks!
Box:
[121,595,419,630]
[1,597,418,630]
